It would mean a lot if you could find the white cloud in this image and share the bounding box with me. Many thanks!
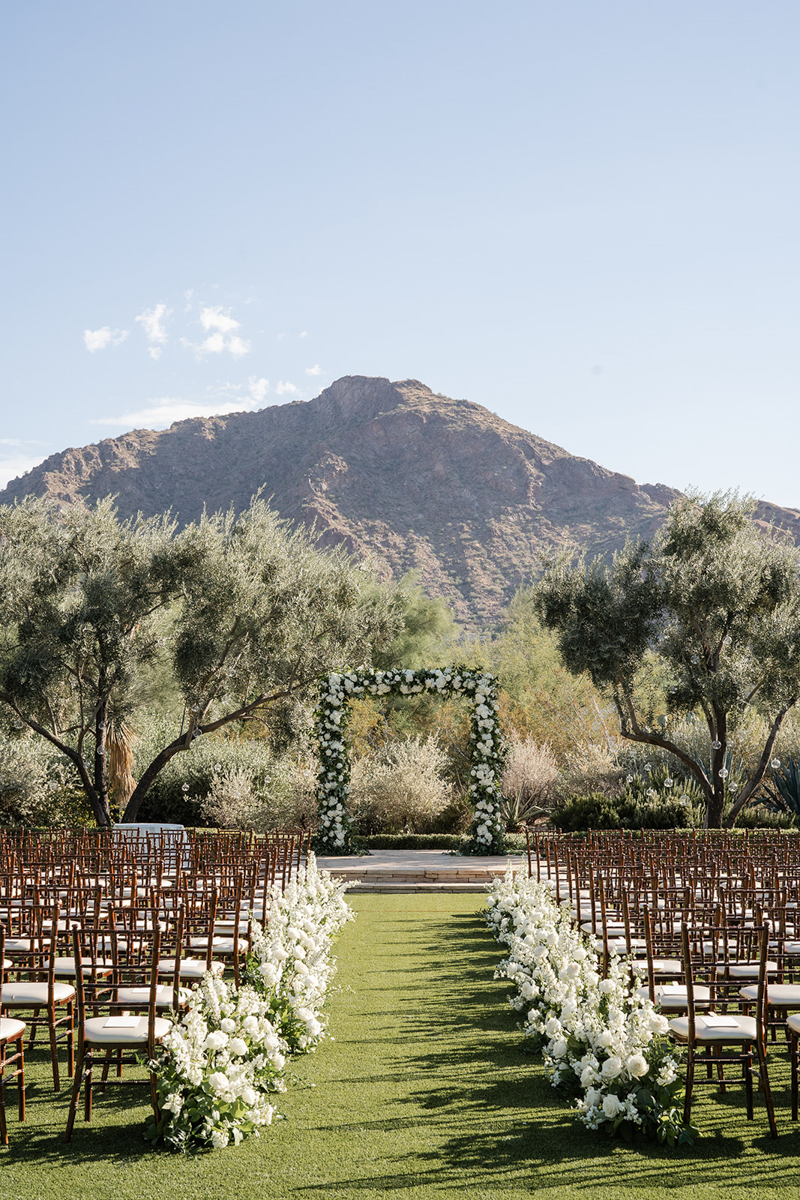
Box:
[135,303,171,349]
[148,346,162,360]
[298,330,308,339]
[183,307,251,358]
[88,395,261,430]
[184,288,194,300]
[200,306,240,334]
[84,327,129,353]
[305,364,322,376]
[275,381,299,396]
[248,377,269,402]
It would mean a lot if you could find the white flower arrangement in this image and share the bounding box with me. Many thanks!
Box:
[312,667,506,854]
[147,856,353,1151]
[486,869,695,1147]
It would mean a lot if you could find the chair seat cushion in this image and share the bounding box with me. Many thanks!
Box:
[115,984,174,1007]
[1,980,75,1004]
[188,936,248,954]
[741,983,800,1007]
[0,1017,26,1041]
[669,1013,758,1042]
[49,957,114,977]
[637,984,712,1009]
[157,957,209,979]
[3,938,31,953]
[717,961,778,979]
[631,959,682,976]
[83,1015,171,1045]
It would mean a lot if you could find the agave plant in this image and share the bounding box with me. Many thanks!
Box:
[760,759,800,818]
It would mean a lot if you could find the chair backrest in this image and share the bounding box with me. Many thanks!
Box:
[72,922,163,1051]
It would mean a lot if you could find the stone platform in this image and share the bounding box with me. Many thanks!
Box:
[314,848,529,892]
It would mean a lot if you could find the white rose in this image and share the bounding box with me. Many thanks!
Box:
[204,1031,228,1051]
[241,1086,258,1106]
[220,1018,236,1034]
[551,1039,568,1059]
[626,1053,649,1079]
[601,1055,623,1080]
[646,1010,670,1034]
[602,1093,623,1118]
[208,1071,230,1093]
[229,1037,248,1057]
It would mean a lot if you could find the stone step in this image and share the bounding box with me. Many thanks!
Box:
[326,869,506,883]
[348,881,491,893]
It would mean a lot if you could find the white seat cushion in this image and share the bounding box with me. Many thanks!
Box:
[741,983,800,1008]
[49,957,114,977]
[669,1013,757,1042]
[189,936,248,954]
[716,961,778,979]
[83,1015,171,1045]
[631,959,682,976]
[115,984,174,1007]
[637,984,712,1009]
[0,1017,26,1041]
[157,957,209,979]
[3,938,31,953]
[2,980,75,1005]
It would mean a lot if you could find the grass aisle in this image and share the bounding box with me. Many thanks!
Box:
[4,893,800,1199]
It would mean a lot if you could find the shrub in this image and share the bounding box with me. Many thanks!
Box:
[0,730,94,828]
[349,736,454,834]
[499,737,559,828]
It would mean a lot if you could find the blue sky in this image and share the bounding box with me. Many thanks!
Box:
[2,1,799,508]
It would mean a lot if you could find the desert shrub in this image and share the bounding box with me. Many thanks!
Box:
[555,741,623,802]
[736,803,798,830]
[552,765,699,832]
[552,793,623,832]
[349,736,454,834]
[136,734,316,830]
[0,731,94,828]
[499,737,559,829]
[199,767,262,831]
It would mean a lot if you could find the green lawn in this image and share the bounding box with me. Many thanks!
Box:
[4,893,800,1199]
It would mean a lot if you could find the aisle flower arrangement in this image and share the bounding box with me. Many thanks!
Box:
[486,869,695,1146]
[313,667,506,855]
[147,855,353,1151]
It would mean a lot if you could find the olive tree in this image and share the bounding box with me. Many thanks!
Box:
[533,492,800,828]
[0,496,402,827]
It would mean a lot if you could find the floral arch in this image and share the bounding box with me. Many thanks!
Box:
[312,667,506,855]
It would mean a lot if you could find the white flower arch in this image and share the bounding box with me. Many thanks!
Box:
[312,667,506,854]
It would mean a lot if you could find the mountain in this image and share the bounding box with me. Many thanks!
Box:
[2,376,799,626]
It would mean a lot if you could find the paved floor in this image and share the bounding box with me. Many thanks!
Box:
[315,847,529,891]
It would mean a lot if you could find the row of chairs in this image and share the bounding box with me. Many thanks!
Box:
[523,829,800,1136]
[0,827,311,1144]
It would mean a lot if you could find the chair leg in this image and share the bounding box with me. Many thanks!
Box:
[0,1046,8,1147]
[683,1051,695,1128]
[65,1051,90,1143]
[48,1008,60,1091]
[792,1032,799,1121]
[66,1003,74,1077]
[756,1042,778,1138]
[84,1052,94,1122]
[744,1050,754,1120]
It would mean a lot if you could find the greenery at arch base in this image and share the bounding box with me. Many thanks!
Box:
[312,667,506,855]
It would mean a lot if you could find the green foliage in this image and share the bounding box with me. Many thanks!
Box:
[761,757,800,818]
[552,769,697,830]
[534,491,800,828]
[0,495,403,828]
